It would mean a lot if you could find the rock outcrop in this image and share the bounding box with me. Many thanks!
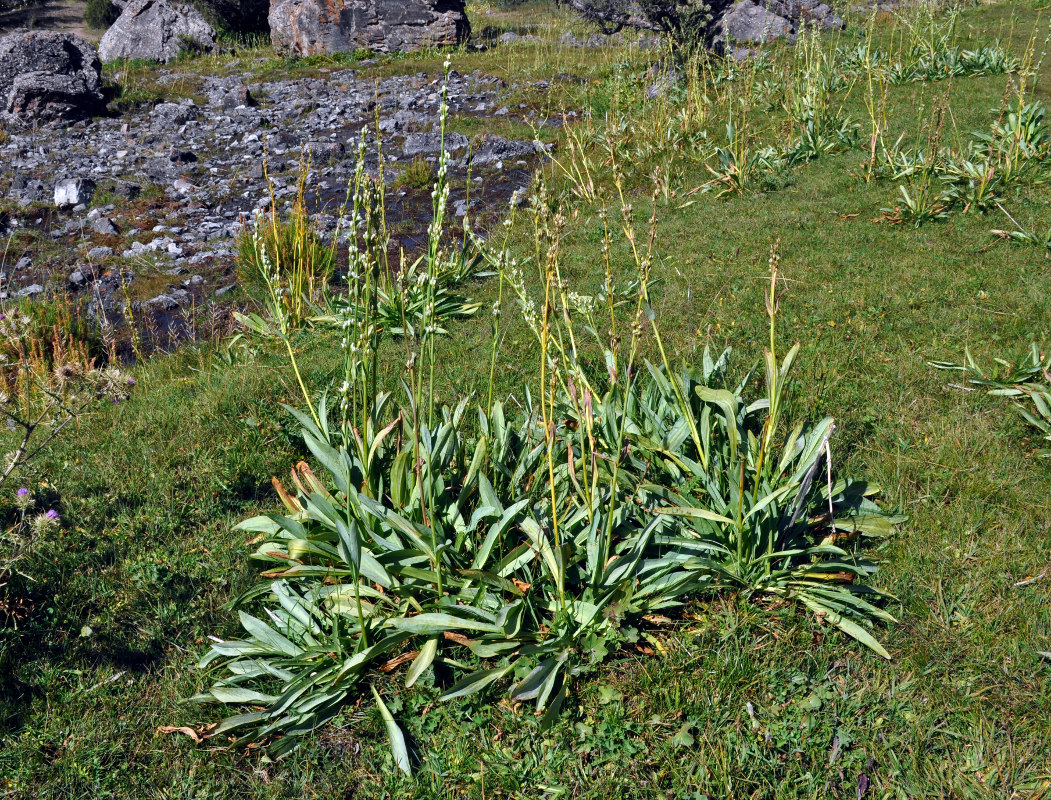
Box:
[469,134,547,166]
[717,0,843,45]
[720,1,793,42]
[562,0,842,50]
[0,30,104,125]
[269,0,470,56]
[98,0,216,64]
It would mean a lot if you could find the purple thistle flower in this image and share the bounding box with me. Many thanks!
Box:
[17,488,28,497]
[45,509,59,521]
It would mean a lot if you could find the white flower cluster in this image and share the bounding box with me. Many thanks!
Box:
[567,292,597,315]
[250,211,284,301]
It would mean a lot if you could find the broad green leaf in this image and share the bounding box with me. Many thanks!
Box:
[798,595,890,659]
[390,612,503,634]
[371,686,411,776]
[209,687,278,704]
[406,637,438,688]
[238,611,302,657]
[654,506,734,526]
[440,663,516,701]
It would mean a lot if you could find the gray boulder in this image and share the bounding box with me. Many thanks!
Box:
[8,174,48,207]
[720,1,794,43]
[150,100,197,128]
[304,140,346,162]
[99,0,216,64]
[767,0,843,30]
[91,217,120,236]
[715,0,843,46]
[403,131,468,158]
[269,0,470,56]
[469,134,546,166]
[54,178,96,208]
[0,30,104,125]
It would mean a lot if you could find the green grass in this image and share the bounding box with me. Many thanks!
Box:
[393,158,437,194]
[3,1,1051,797]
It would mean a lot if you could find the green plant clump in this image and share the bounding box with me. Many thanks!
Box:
[394,158,437,194]
[192,70,902,770]
[932,345,1051,457]
[235,168,338,330]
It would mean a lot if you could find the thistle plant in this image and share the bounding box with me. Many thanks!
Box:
[0,487,60,588]
[0,307,134,495]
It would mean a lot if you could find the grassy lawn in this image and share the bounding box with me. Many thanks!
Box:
[2,1,1051,798]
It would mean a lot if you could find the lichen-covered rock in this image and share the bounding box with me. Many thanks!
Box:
[720,1,794,43]
[403,131,468,157]
[269,0,470,56]
[98,0,216,64]
[150,100,198,129]
[469,134,547,166]
[0,30,104,125]
[765,0,843,31]
[714,0,843,47]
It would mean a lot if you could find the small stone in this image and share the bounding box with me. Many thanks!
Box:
[146,292,180,310]
[91,217,119,236]
[54,178,96,208]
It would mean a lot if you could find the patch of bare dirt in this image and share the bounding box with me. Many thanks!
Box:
[0,0,94,41]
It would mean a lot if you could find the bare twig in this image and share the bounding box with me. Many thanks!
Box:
[1015,567,1050,588]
